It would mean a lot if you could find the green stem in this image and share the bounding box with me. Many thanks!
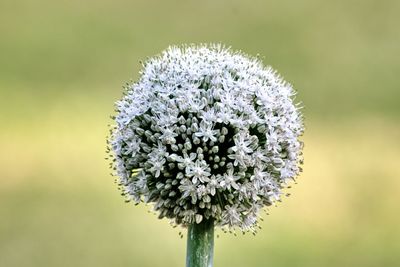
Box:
[186,219,214,267]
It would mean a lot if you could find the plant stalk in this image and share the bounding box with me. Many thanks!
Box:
[186,219,214,267]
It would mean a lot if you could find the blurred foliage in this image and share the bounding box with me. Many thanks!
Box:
[0,0,399,266]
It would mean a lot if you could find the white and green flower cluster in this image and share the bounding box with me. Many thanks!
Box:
[108,44,304,232]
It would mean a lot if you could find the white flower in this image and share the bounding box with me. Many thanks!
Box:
[228,133,254,166]
[179,179,198,204]
[186,159,211,184]
[194,121,219,143]
[122,136,140,156]
[250,168,271,190]
[252,148,270,166]
[232,132,254,154]
[220,168,241,190]
[173,152,196,172]
[159,126,178,144]
[200,108,217,122]
[222,205,241,226]
[108,44,304,232]
[149,158,166,178]
[207,175,220,196]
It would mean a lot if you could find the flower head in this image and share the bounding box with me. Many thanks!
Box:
[108,44,304,232]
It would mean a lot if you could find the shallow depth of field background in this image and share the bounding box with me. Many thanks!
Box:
[1,0,399,266]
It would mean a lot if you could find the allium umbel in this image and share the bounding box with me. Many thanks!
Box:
[108,44,304,233]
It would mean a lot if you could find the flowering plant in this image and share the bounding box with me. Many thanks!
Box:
[108,44,304,267]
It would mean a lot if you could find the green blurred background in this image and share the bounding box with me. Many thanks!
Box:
[1,0,399,266]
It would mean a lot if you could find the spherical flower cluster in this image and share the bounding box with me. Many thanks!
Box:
[108,44,304,232]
